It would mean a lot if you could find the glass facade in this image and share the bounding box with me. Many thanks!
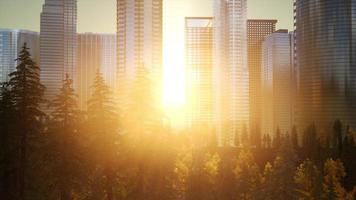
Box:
[295,0,356,130]
[185,17,213,129]
[261,30,293,138]
[40,0,77,101]
[76,33,117,110]
[116,0,163,108]
[213,0,248,146]
[0,29,39,82]
[247,19,277,147]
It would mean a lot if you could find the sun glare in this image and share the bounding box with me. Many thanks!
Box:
[162,45,185,108]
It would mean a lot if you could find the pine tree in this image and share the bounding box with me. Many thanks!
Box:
[273,127,282,149]
[0,83,15,200]
[303,123,318,160]
[240,123,249,147]
[48,74,82,200]
[263,136,298,200]
[291,125,299,151]
[333,120,343,155]
[233,149,262,199]
[87,71,119,200]
[8,43,45,199]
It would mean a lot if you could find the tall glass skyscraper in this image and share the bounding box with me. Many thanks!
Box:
[261,30,293,138]
[40,0,77,100]
[77,33,117,110]
[117,0,163,108]
[185,17,213,129]
[213,0,248,146]
[295,0,356,130]
[0,29,39,82]
[247,19,277,147]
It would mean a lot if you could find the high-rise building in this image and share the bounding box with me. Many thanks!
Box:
[40,0,77,100]
[247,19,277,147]
[77,33,117,110]
[0,29,39,82]
[213,0,248,146]
[295,0,356,131]
[185,17,213,129]
[261,30,293,137]
[117,0,163,108]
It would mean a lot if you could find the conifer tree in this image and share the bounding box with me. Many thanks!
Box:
[48,74,82,200]
[233,149,262,199]
[273,127,282,149]
[291,125,299,150]
[0,83,15,200]
[263,136,298,199]
[333,120,343,155]
[8,43,45,200]
[87,71,119,200]
[240,123,249,147]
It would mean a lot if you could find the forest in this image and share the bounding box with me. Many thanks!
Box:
[0,45,355,200]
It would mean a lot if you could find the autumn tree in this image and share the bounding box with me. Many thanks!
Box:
[322,159,351,200]
[294,159,323,199]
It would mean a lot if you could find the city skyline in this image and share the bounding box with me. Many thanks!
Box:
[0,0,294,108]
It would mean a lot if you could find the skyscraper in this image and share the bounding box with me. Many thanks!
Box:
[185,17,213,129]
[0,29,39,82]
[247,19,277,147]
[295,0,356,131]
[117,0,163,108]
[40,0,77,100]
[213,0,248,146]
[261,30,293,137]
[77,33,117,110]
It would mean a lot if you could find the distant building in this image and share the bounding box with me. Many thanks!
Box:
[185,17,213,129]
[261,30,293,137]
[295,0,356,130]
[214,0,248,146]
[247,19,277,147]
[40,0,77,100]
[0,29,39,82]
[76,33,117,110]
[117,0,163,108]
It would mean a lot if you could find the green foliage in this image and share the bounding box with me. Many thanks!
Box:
[1,46,355,199]
[322,159,349,200]
[233,149,261,200]
[294,160,323,199]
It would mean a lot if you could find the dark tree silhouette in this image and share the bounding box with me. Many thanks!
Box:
[0,83,15,200]
[273,127,282,149]
[291,125,299,151]
[8,43,45,200]
[333,119,343,155]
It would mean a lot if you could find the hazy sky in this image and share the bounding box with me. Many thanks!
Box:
[0,0,294,105]
[0,0,293,32]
